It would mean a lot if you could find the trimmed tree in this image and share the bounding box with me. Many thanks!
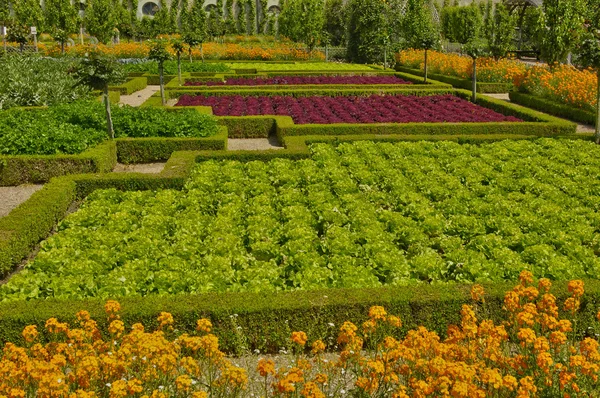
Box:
[324,0,346,46]
[579,0,600,142]
[75,51,125,139]
[534,0,585,66]
[13,0,45,32]
[279,0,325,52]
[346,0,388,63]
[485,2,515,59]
[7,23,29,52]
[464,38,487,103]
[148,39,172,106]
[44,0,78,53]
[85,0,117,44]
[184,0,207,62]
[171,37,185,85]
[403,0,440,83]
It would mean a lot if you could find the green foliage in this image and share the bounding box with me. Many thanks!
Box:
[402,0,440,50]
[484,2,515,59]
[152,0,176,35]
[509,91,596,126]
[84,0,117,44]
[323,0,345,46]
[185,0,207,44]
[441,4,482,45]
[6,23,29,50]
[44,0,78,41]
[13,0,45,32]
[346,0,388,63]
[148,39,173,65]
[5,139,600,301]
[0,0,10,25]
[279,0,325,51]
[0,101,219,156]
[0,54,90,109]
[534,0,585,65]
[123,60,229,74]
[75,51,126,91]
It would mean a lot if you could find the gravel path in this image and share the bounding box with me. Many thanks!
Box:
[482,93,595,134]
[228,137,284,151]
[119,85,160,107]
[113,163,166,174]
[0,185,44,217]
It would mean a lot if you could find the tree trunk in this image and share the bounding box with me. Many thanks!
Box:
[189,47,193,63]
[595,69,600,144]
[200,43,204,63]
[103,85,114,139]
[61,41,65,54]
[177,53,182,86]
[424,49,428,84]
[159,63,166,106]
[472,58,477,103]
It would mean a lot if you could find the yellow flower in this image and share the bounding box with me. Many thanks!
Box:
[196,318,212,333]
[22,325,38,343]
[470,284,485,302]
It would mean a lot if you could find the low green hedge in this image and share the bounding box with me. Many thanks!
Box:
[0,280,599,354]
[396,66,513,93]
[216,116,276,138]
[109,77,148,95]
[0,141,117,186]
[116,127,228,163]
[509,92,596,126]
[144,73,176,86]
[0,178,77,278]
[168,87,454,99]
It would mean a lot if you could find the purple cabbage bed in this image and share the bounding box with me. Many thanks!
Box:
[184,75,413,86]
[175,94,523,124]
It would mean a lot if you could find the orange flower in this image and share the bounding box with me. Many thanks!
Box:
[291,331,308,346]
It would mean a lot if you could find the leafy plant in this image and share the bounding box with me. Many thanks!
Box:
[0,54,90,110]
[148,39,172,106]
[75,50,126,139]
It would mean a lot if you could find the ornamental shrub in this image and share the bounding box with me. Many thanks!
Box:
[346,0,388,63]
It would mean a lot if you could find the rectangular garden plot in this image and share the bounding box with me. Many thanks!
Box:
[177,94,520,124]
[183,75,414,86]
[3,139,600,302]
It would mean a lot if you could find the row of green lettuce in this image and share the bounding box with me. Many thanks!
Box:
[3,139,600,302]
[0,101,219,156]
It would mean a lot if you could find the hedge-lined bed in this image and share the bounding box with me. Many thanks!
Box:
[0,102,222,185]
[108,76,148,95]
[395,65,514,93]
[509,91,597,126]
[167,89,576,138]
[3,139,600,352]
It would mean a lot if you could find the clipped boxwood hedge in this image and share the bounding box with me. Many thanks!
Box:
[109,76,148,95]
[509,92,597,126]
[395,65,513,93]
[0,141,117,186]
[0,280,599,354]
[116,127,228,163]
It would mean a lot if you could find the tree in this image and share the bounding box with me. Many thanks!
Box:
[171,37,185,85]
[346,0,388,63]
[148,39,172,106]
[579,0,600,142]
[184,0,207,62]
[115,0,135,40]
[324,0,345,46]
[85,0,117,44]
[7,23,29,52]
[179,0,190,31]
[13,0,45,32]
[403,0,440,83]
[44,0,78,53]
[485,2,515,59]
[534,0,585,66]
[279,0,325,51]
[152,0,175,35]
[75,51,125,139]
[464,38,486,102]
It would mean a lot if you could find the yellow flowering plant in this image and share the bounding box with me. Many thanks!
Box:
[2,272,600,397]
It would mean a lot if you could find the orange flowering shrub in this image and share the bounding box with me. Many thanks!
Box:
[3,273,600,397]
[41,42,324,61]
[396,49,527,84]
[0,302,248,398]
[516,64,598,112]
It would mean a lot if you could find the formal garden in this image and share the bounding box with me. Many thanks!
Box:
[1,0,600,396]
